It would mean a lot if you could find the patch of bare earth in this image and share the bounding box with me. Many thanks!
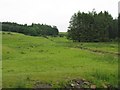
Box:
[33,79,115,89]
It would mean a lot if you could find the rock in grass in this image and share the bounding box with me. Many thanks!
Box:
[83,81,90,85]
[102,84,107,88]
[90,85,96,89]
[70,83,75,87]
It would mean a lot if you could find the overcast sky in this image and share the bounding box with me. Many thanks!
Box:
[0,0,119,32]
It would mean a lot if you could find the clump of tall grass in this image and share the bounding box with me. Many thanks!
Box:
[14,81,26,88]
[90,70,118,88]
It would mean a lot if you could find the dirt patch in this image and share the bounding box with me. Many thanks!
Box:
[33,79,115,89]
[63,79,92,88]
[33,81,52,89]
[76,46,119,55]
[33,79,92,89]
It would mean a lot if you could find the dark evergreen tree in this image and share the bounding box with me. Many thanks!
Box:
[67,10,117,42]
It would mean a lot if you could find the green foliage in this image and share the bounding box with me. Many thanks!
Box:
[2,22,59,36]
[59,32,67,37]
[68,10,118,42]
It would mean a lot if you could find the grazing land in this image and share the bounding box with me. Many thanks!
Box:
[0,32,2,88]
[2,32,118,88]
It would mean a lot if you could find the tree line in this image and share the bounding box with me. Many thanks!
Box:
[67,10,118,42]
[2,22,59,36]
[118,14,120,40]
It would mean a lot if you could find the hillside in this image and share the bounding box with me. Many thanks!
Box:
[2,32,118,88]
[0,31,2,88]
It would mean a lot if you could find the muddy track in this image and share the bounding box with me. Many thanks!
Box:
[76,46,119,55]
[44,37,119,55]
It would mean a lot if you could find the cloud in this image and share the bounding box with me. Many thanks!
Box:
[0,0,119,32]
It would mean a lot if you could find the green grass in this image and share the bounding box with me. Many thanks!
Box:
[0,31,2,89]
[2,32,118,88]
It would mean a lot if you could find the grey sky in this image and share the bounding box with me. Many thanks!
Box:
[0,0,119,32]
[118,1,120,13]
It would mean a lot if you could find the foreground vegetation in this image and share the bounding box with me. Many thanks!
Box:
[0,31,2,88]
[2,32,118,88]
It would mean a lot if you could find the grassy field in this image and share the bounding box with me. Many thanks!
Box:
[0,31,2,89]
[2,32,118,88]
